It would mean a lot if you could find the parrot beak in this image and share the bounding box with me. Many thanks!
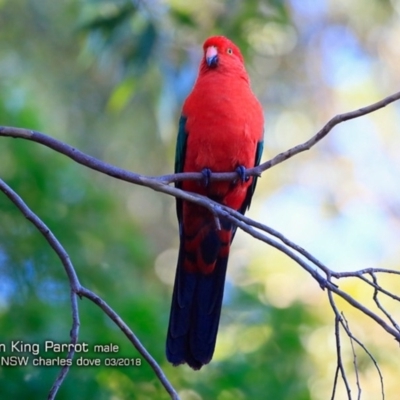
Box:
[205,46,218,68]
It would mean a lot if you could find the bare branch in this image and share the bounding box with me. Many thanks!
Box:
[253,90,400,175]
[0,178,81,399]
[328,289,352,400]
[78,287,180,400]
[0,178,179,400]
[48,290,80,400]
[342,314,361,400]
[327,275,385,400]
[340,313,385,400]
[333,268,400,278]
[370,273,400,333]
[2,90,400,186]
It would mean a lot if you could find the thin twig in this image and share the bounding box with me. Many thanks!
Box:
[78,287,180,400]
[0,178,81,399]
[340,313,385,400]
[370,273,400,333]
[352,274,400,303]
[327,272,385,400]
[47,290,80,400]
[331,364,341,400]
[341,313,361,400]
[251,90,400,175]
[334,268,400,278]
[327,287,352,400]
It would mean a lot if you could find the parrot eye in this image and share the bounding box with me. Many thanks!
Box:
[227,48,233,55]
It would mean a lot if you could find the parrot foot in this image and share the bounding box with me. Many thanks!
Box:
[201,168,212,187]
[235,165,249,183]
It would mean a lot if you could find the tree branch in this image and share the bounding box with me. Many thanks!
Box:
[2,90,400,185]
[252,90,400,175]
[329,288,352,400]
[47,290,80,400]
[0,178,81,399]
[77,287,179,400]
[0,178,179,400]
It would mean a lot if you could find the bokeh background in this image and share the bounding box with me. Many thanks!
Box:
[1,0,400,399]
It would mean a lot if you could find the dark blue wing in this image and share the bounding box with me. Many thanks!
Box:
[239,139,264,215]
[174,115,188,224]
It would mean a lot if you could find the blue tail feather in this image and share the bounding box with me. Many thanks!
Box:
[166,234,229,370]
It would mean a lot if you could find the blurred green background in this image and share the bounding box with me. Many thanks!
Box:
[1,0,400,399]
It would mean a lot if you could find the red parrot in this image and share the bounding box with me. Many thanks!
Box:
[166,36,264,370]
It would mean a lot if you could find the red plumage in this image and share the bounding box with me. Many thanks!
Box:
[166,36,264,369]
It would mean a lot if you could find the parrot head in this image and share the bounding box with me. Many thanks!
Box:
[201,36,245,72]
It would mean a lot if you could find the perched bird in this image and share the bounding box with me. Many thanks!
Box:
[166,36,264,370]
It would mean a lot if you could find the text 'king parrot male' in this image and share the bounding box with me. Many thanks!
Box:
[166,36,264,370]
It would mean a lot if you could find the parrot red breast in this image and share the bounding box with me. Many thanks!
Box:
[166,36,264,370]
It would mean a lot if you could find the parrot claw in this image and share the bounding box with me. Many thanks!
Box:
[201,168,212,187]
[235,165,249,183]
